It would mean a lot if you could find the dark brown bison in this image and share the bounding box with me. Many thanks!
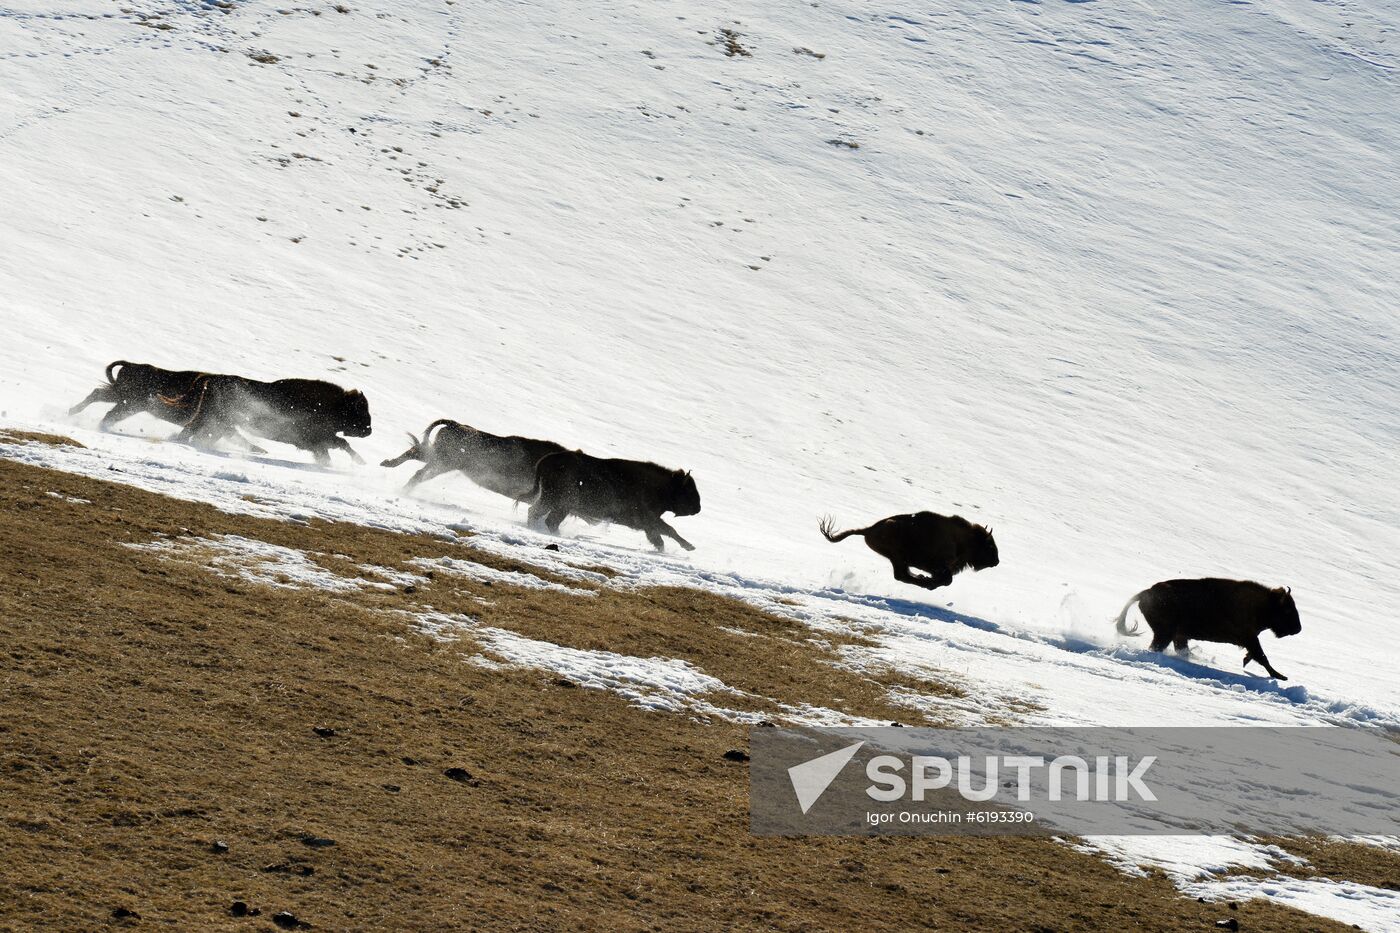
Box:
[172,375,371,466]
[70,360,203,429]
[525,450,700,552]
[820,511,999,590]
[70,361,267,450]
[1115,578,1301,680]
[381,419,566,499]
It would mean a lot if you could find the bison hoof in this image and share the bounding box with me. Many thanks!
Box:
[681,542,696,552]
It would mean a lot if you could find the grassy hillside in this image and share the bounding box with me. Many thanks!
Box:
[0,434,1369,930]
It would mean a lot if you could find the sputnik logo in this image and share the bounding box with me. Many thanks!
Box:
[788,741,865,814]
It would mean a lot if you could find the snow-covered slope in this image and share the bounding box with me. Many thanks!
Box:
[2,0,1399,924]
[4,0,1395,719]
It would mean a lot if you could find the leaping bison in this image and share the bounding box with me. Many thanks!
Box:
[820,511,999,590]
[172,374,372,466]
[1115,578,1301,680]
[525,450,700,552]
[381,419,566,500]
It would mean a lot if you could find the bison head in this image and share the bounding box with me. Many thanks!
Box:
[339,389,372,438]
[667,470,701,517]
[971,525,999,570]
[1270,586,1302,638]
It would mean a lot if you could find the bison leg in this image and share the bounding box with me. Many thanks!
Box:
[70,385,118,416]
[1242,635,1288,681]
[96,399,140,432]
[526,499,551,529]
[174,389,230,451]
[891,564,939,590]
[328,435,365,465]
[403,459,454,492]
[544,509,567,534]
[651,518,695,552]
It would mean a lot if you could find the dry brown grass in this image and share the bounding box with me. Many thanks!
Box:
[0,444,1355,930]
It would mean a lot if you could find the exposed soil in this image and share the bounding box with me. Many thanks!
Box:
[0,438,1361,930]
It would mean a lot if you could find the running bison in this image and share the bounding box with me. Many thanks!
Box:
[173,374,372,466]
[381,419,566,499]
[71,361,211,431]
[525,450,700,552]
[1115,578,1301,680]
[70,360,269,450]
[820,511,999,590]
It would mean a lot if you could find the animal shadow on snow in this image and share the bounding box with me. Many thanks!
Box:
[195,448,343,475]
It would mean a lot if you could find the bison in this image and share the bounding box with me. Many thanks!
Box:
[172,374,371,466]
[820,511,999,590]
[381,419,566,499]
[1114,578,1301,680]
[70,360,267,450]
[525,450,700,552]
[71,360,203,429]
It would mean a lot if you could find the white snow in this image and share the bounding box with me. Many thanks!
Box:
[128,532,396,592]
[1185,876,1400,933]
[2,0,1397,925]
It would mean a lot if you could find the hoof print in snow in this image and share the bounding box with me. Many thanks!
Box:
[444,767,480,785]
[827,138,860,150]
[247,51,280,64]
[722,749,750,763]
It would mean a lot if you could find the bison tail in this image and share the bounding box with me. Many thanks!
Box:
[424,419,457,446]
[518,451,565,505]
[105,360,131,384]
[1114,591,1146,636]
[819,516,866,544]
